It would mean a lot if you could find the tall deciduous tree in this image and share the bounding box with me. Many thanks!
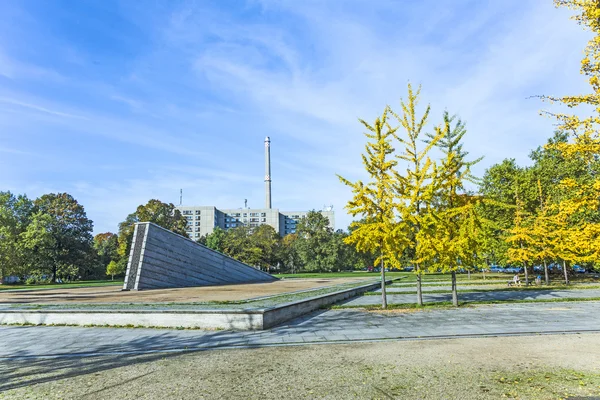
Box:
[295,211,339,273]
[506,190,536,285]
[205,227,226,252]
[0,192,33,282]
[117,199,188,272]
[21,193,93,282]
[389,84,442,306]
[541,0,600,269]
[94,233,119,267]
[421,112,483,306]
[339,107,402,308]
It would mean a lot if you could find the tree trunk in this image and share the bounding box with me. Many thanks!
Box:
[415,266,423,306]
[451,270,458,307]
[543,259,549,285]
[380,255,387,309]
[52,264,57,284]
[563,259,569,285]
[468,270,471,279]
[523,262,529,286]
[111,274,114,281]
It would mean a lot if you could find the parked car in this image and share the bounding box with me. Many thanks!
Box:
[573,265,586,273]
[490,266,504,273]
[505,266,524,273]
[548,264,563,272]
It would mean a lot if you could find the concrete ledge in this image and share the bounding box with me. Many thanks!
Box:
[0,279,394,330]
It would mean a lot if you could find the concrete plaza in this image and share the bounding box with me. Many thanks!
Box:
[2,300,599,362]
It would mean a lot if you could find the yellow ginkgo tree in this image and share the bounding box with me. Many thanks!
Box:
[419,111,483,306]
[388,83,442,306]
[506,190,536,285]
[541,0,600,271]
[338,107,405,309]
[530,180,555,285]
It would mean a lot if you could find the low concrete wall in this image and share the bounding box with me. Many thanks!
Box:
[0,279,394,330]
[262,279,391,328]
[124,222,276,290]
[0,310,265,330]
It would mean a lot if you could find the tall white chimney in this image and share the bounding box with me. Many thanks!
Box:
[265,136,272,209]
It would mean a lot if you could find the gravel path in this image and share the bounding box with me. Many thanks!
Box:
[1,334,599,399]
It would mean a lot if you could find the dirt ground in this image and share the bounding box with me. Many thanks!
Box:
[0,278,366,304]
[2,333,599,399]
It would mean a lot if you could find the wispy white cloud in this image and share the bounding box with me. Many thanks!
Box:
[0,97,87,119]
[0,0,593,232]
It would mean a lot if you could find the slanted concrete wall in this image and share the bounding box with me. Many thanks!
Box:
[123,222,277,290]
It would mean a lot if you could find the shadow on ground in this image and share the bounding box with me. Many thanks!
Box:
[0,308,334,392]
[339,288,600,306]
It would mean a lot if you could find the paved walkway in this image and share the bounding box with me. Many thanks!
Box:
[1,301,599,360]
[380,284,519,292]
[349,288,600,305]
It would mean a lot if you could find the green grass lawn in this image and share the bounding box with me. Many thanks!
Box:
[0,279,123,291]
[276,271,599,284]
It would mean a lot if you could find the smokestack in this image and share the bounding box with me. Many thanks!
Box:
[265,136,272,209]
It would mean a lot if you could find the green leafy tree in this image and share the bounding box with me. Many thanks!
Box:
[20,193,93,283]
[106,260,124,280]
[0,192,33,282]
[250,224,281,271]
[19,212,56,282]
[294,211,339,273]
[117,199,188,272]
[93,232,119,275]
[279,233,300,273]
[205,227,226,252]
[221,226,262,267]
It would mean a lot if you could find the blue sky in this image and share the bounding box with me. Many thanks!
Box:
[0,0,591,234]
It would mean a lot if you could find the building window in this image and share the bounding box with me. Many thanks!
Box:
[243,213,247,217]
[195,228,201,232]
[182,210,192,215]
[261,218,266,222]
[195,222,200,226]
[261,213,266,217]
[225,224,229,228]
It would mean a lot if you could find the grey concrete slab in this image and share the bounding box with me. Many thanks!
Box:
[125,222,276,290]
